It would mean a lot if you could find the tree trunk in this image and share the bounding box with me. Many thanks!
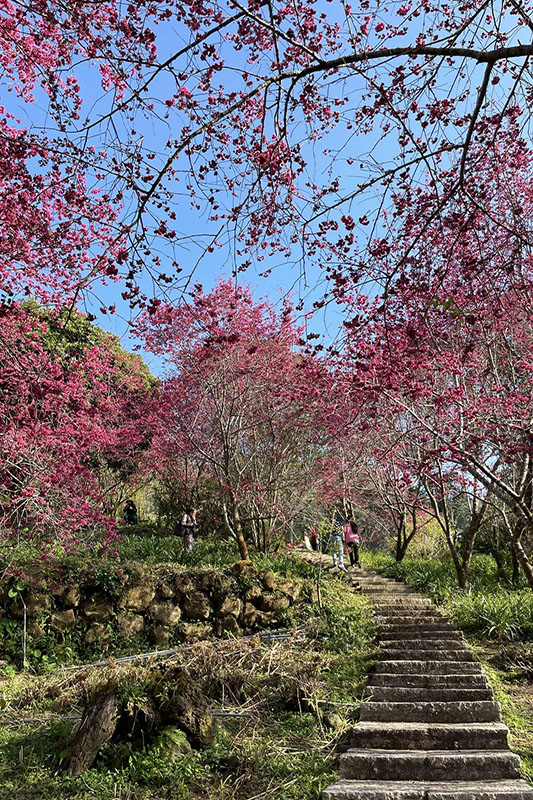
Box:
[511,545,520,585]
[456,564,468,591]
[66,693,118,776]
[231,502,249,561]
[395,524,405,561]
[456,531,476,591]
[261,518,267,553]
[512,535,533,590]
[395,513,407,561]
[491,547,508,584]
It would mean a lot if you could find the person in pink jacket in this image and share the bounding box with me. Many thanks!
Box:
[343,520,361,567]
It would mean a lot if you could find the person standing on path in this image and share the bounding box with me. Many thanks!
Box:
[344,519,361,567]
[124,500,138,525]
[175,508,198,552]
[330,507,347,570]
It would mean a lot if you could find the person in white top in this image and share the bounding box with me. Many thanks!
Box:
[175,508,198,552]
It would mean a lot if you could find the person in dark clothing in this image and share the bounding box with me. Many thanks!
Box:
[124,500,138,525]
[308,524,320,552]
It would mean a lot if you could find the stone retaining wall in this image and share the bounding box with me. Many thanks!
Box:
[0,560,307,649]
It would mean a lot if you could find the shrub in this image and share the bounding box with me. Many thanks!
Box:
[447,591,533,641]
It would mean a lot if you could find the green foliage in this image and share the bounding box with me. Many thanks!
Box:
[449,592,533,641]
[114,529,318,580]
[0,617,22,670]
[365,551,533,642]
[0,561,376,800]
[125,732,202,789]
[477,661,533,784]
[363,551,507,598]
[405,517,447,560]
[115,529,238,567]
[252,549,317,580]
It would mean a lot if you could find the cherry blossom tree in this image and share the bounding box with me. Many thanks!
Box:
[342,151,533,587]
[138,280,340,558]
[0,304,156,552]
[3,1,533,310]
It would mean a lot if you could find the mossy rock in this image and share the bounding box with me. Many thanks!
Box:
[183,591,211,621]
[117,611,144,637]
[258,594,290,613]
[50,609,76,631]
[118,584,156,612]
[231,560,258,579]
[215,595,242,619]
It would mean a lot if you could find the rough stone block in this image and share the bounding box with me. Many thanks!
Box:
[50,609,76,632]
[84,623,110,646]
[118,585,155,612]
[117,611,144,637]
[258,594,290,613]
[183,591,211,620]
[63,586,81,608]
[149,602,182,626]
[216,595,243,618]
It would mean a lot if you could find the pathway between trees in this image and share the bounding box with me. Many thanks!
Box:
[297,549,533,799]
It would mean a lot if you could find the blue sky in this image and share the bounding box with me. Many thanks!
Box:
[2,1,509,375]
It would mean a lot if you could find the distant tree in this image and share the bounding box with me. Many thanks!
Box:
[0,304,156,551]
[138,280,336,559]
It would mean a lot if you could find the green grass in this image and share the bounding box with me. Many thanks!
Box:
[472,652,533,784]
[0,569,376,800]
[2,528,318,580]
[364,551,533,641]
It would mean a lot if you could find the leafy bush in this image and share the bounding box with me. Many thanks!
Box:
[365,551,533,641]
[0,575,376,800]
[448,592,533,641]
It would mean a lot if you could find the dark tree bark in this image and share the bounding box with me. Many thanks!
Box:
[66,693,118,776]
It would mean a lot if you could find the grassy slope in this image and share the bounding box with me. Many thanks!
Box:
[0,537,377,800]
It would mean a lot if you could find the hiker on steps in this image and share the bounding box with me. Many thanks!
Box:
[330,507,347,571]
[344,519,361,567]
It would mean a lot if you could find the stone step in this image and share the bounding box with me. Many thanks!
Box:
[369,673,489,689]
[379,648,475,662]
[373,600,436,606]
[371,594,430,600]
[358,585,405,591]
[339,749,521,782]
[374,612,442,619]
[375,660,483,675]
[350,721,509,750]
[374,603,439,608]
[362,582,416,588]
[379,631,463,641]
[358,584,414,590]
[379,624,457,634]
[380,638,465,649]
[361,586,416,599]
[373,606,438,613]
[323,779,533,800]
[360,700,501,723]
[376,621,449,629]
[364,686,493,702]
[372,596,441,608]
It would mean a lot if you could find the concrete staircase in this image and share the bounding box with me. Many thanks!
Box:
[322,571,533,799]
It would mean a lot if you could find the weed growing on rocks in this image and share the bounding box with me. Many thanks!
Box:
[0,574,376,800]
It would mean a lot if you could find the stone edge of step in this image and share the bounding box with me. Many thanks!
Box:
[322,779,533,800]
